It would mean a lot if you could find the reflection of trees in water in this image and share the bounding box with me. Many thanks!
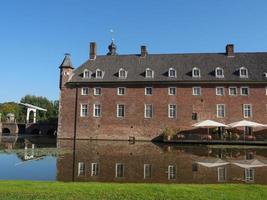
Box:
[0,136,64,162]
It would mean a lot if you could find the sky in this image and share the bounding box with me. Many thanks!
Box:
[1,0,267,103]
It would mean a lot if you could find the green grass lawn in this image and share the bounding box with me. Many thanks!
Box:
[0,181,266,200]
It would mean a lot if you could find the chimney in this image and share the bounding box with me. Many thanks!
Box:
[90,42,97,60]
[141,45,148,57]
[226,44,234,57]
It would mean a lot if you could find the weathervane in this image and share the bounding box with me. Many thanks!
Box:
[110,29,115,42]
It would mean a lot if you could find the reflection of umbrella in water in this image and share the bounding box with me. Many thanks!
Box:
[197,158,229,168]
[232,159,267,168]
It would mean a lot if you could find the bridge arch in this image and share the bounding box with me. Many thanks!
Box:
[47,129,56,136]
[2,128,11,136]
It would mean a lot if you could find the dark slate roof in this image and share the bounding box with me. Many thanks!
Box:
[60,54,73,69]
[68,52,267,84]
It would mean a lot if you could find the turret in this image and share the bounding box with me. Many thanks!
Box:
[59,53,73,89]
[107,40,118,56]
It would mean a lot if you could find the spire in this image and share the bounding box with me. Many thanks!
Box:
[107,29,118,56]
[59,53,73,69]
[107,41,118,56]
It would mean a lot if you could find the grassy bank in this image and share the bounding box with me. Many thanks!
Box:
[0,181,266,200]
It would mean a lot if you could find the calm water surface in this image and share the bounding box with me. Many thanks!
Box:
[0,136,267,184]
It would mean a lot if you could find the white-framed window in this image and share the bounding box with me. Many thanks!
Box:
[78,162,85,176]
[145,87,153,96]
[117,87,126,96]
[192,67,201,78]
[117,104,125,118]
[95,69,104,79]
[216,87,224,96]
[63,71,70,76]
[215,67,224,78]
[229,87,237,96]
[115,163,124,178]
[168,68,176,78]
[93,104,101,117]
[91,163,99,176]
[168,165,176,180]
[245,168,255,182]
[81,87,89,95]
[144,164,152,179]
[240,87,249,96]
[239,67,248,78]
[243,104,252,118]
[94,87,101,96]
[145,68,154,78]
[83,69,91,79]
[218,167,227,182]
[217,104,225,118]
[80,104,88,117]
[144,104,153,118]
[168,87,176,95]
[168,104,177,118]
[118,68,127,79]
[192,87,201,96]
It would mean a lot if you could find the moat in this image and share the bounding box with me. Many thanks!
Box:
[0,136,267,184]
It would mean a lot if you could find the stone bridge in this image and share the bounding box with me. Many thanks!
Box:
[1,122,19,136]
[0,122,57,136]
[25,122,57,135]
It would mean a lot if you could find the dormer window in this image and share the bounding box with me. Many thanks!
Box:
[95,69,104,79]
[119,68,127,79]
[192,67,201,78]
[168,68,176,78]
[83,69,91,79]
[215,67,224,78]
[239,67,248,78]
[145,68,154,78]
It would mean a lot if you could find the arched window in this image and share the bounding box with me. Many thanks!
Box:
[192,67,201,78]
[168,68,176,78]
[215,67,224,78]
[145,68,154,78]
[83,69,91,79]
[119,68,127,79]
[95,69,104,79]
[239,67,248,78]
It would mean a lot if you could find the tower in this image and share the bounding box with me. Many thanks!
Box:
[59,53,74,90]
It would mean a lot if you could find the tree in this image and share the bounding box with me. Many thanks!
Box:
[20,95,58,122]
[0,102,24,121]
[0,95,58,123]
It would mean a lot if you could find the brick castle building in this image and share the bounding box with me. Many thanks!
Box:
[58,41,267,140]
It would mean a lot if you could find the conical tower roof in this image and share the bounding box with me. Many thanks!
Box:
[59,53,73,69]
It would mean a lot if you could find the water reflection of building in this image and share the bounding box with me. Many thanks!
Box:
[57,140,267,184]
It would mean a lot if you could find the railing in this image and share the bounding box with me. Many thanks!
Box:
[167,132,267,143]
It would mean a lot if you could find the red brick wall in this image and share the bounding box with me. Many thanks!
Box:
[58,83,267,140]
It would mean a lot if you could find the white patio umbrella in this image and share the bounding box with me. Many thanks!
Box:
[197,158,229,168]
[192,120,228,136]
[227,120,265,140]
[228,120,265,128]
[232,159,267,168]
